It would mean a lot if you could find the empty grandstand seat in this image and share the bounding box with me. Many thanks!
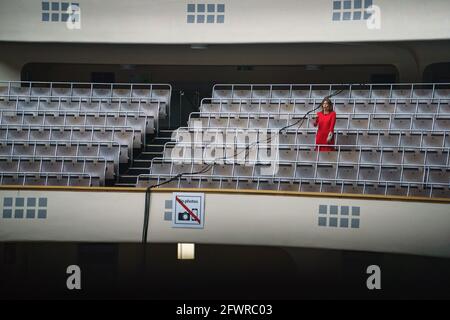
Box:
[337,165,358,180]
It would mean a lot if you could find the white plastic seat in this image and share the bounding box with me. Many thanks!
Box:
[13,144,34,156]
[51,87,70,96]
[402,167,424,183]
[279,149,296,162]
[374,102,395,114]
[250,118,269,129]
[386,185,408,196]
[335,118,349,130]
[321,183,342,194]
[379,133,399,147]
[151,89,170,103]
[349,118,369,130]
[434,89,450,100]
[423,134,444,148]
[0,144,12,156]
[408,186,430,198]
[36,145,56,157]
[336,133,356,146]
[278,133,295,145]
[251,90,270,100]
[275,165,295,178]
[400,134,421,148]
[0,159,19,172]
[19,159,40,172]
[41,160,63,172]
[391,117,412,131]
[370,117,390,130]
[338,150,359,164]
[380,167,401,181]
[360,150,380,165]
[412,118,433,130]
[316,165,337,179]
[271,90,290,103]
[350,89,370,101]
[30,87,50,97]
[300,182,320,193]
[10,86,30,96]
[101,102,120,112]
[435,118,450,130]
[381,151,402,165]
[232,90,251,101]
[112,89,131,98]
[213,90,232,99]
[85,161,110,181]
[371,89,390,100]
[212,164,233,176]
[296,133,315,145]
[291,90,309,102]
[337,165,357,180]
[427,168,449,184]
[311,90,329,100]
[93,88,112,99]
[403,151,425,166]
[132,89,151,99]
[358,166,379,181]
[354,103,373,114]
[55,145,77,157]
[234,165,254,177]
[425,151,448,166]
[343,183,364,194]
[297,150,316,163]
[412,89,432,102]
[318,151,338,163]
[295,164,315,178]
[293,103,311,114]
[334,103,353,114]
[149,161,170,175]
[279,181,300,192]
[392,89,411,103]
[229,118,248,129]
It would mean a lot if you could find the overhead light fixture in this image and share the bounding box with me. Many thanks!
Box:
[190,44,208,49]
[305,65,321,71]
[120,64,136,70]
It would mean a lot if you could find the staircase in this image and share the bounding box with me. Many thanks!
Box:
[115,129,173,187]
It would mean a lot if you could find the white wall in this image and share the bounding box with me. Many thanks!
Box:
[1,188,449,258]
[0,0,449,44]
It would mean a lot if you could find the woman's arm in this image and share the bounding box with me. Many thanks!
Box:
[313,113,319,127]
[326,112,336,143]
[328,112,336,133]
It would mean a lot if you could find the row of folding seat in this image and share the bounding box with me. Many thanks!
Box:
[0,111,153,133]
[0,125,141,149]
[148,158,450,185]
[0,156,114,183]
[189,114,450,131]
[0,140,125,167]
[137,174,450,198]
[200,100,450,115]
[162,143,450,166]
[0,172,98,186]
[0,84,171,103]
[0,99,165,119]
[211,87,450,102]
[172,127,450,148]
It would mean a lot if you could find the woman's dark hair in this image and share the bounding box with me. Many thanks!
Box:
[321,97,334,112]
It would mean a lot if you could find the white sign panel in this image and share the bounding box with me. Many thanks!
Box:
[172,193,205,229]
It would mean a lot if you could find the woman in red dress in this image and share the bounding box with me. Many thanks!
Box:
[313,98,336,151]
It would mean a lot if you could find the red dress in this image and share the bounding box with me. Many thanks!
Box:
[314,111,336,151]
